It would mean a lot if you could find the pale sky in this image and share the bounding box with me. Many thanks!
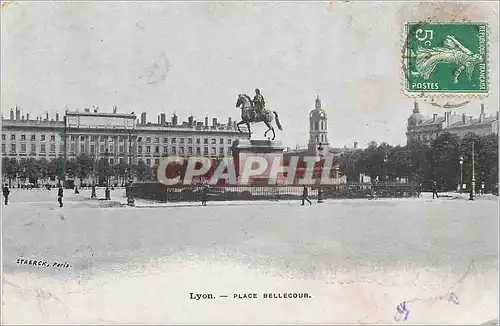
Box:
[1,1,498,148]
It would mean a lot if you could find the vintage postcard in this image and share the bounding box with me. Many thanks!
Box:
[1,1,498,325]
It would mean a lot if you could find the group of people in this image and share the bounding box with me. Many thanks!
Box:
[2,184,64,207]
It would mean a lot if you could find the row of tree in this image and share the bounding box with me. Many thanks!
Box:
[338,132,498,192]
[2,154,156,187]
[2,132,497,191]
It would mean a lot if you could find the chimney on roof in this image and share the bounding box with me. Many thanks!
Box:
[212,117,217,127]
[21,115,25,121]
[413,100,420,113]
[56,113,59,121]
[26,113,29,120]
[10,109,14,120]
[160,113,166,125]
[140,112,146,125]
[15,107,21,120]
[46,112,49,121]
[479,103,486,122]
[445,111,451,127]
[205,116,209,128]
[462,113,466,124]
[172,114,178,126]
[157,115,161,124]
[188,116,194,127]
[433,113,437,122]
[354,141,358,149]
[228,117,232,128]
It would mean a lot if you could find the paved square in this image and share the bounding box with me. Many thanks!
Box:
[2,189,498,324]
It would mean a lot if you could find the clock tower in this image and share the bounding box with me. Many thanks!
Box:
[308,95,329,152]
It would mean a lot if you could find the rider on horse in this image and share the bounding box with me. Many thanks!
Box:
[253,88,265,120]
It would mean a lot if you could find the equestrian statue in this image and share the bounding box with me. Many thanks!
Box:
[235,88,283,140]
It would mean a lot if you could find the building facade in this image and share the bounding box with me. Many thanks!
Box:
[1,106,248,169]
[406,101,499,145]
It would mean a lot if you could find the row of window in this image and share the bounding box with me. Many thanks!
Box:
[2,143,232,157]
[2,134,57,141]
[137,136,231,145]
[137,146,229,156]
[2,143,62,154]
[2,134,235,145]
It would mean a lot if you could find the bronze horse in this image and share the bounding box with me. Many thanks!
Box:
[235,94,283,140]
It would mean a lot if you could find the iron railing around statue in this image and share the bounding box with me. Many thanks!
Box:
[129,182,421,202]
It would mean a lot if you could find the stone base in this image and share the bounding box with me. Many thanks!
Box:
[231,139,285,184]
[231,139,285,153]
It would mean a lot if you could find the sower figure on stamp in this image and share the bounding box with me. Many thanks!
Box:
[3,184,10,205]
[411,35,483,84]
[58,186,64,207]
[301,185,312,206]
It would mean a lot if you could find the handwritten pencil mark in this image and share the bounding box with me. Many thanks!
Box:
[393,259,476,322]
[394,301,410,322]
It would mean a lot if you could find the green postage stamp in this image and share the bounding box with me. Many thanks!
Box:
[404,22,488,96]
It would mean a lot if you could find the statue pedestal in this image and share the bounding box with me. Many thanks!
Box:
[231,139,285,185]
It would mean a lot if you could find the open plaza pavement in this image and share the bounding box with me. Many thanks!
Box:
[2,187,498,324]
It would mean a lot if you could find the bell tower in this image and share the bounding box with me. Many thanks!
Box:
[308,95,329,152]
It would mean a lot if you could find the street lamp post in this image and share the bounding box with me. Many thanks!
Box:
[459,155,464,194]
[126,132,135,206]
[469,142,475,201]
[383,153,388,182]
[104,149,111,200]
[317,142,324,203]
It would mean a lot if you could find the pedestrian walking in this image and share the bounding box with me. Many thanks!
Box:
[58,186,64,207]
[317,187,324,203]
[91,184,97,199]
[432,181,439,199]
[3,184,10,205]
[201,184,209,206]
[301,185,312,205]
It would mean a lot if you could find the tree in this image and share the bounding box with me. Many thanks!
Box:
[339,150,364,182]
[75,154,94,184]
[2,157,18,187]
[48,158,67,185]
[428,132,461,191]
[96,157,112,186]
[332,133,496,192]
[36,159,50,184]
[114,161,129,185]
[407,140,429,184]
[18,158,40,185]
[389,145,411,180]
[357,142,394,182]
[66,159,77,179]
[460,133,498,193]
